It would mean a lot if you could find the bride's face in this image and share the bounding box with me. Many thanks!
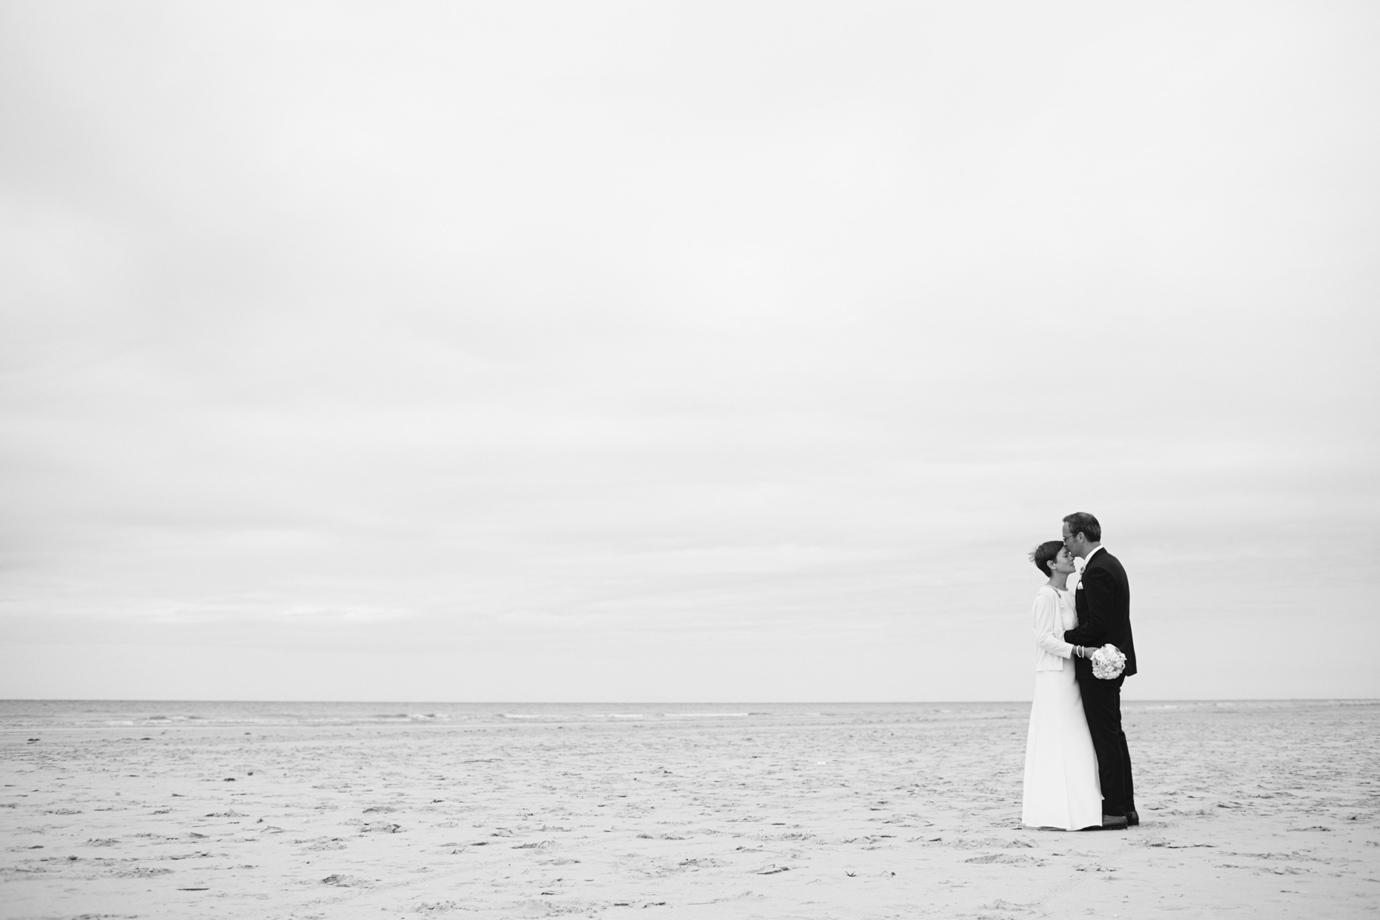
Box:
[1051,548,1076,575]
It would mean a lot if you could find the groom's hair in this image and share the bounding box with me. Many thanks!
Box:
[1062,512,1101,542]
[1032,540,1063,574]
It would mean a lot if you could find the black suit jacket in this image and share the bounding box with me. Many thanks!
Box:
[1063,548,1137,681]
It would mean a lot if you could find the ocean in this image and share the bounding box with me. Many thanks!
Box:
[0,697,1365,732]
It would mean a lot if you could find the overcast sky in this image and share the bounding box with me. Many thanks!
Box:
[2,2,1377,702]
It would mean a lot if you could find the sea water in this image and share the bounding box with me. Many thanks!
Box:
[0,698,1362,733]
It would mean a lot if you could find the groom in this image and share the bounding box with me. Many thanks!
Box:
[1061,512,1139,830]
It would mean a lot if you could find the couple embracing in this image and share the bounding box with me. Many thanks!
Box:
[1021,512,1139,831]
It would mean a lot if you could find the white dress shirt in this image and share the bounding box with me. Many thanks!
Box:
[1073,545,1103,597]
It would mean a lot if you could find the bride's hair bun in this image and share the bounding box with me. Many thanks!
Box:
[1029,540,1063,574]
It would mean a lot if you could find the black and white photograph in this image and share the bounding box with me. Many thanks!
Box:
[2,2,1377,917]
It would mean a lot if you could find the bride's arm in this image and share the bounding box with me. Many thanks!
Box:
[1032,589,1074,659]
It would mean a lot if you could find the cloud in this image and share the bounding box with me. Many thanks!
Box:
[1,1,1377,699]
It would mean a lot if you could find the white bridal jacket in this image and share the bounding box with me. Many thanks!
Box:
[1031,584,1077,671]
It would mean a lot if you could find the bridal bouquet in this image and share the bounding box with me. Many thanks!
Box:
[1090,644,1127,680]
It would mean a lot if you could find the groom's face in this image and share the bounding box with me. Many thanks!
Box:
[1061,523,1085,558]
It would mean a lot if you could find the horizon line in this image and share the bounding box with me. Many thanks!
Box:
[2,697,1376,705]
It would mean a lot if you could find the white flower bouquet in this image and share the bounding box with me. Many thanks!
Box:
[1090,644,1127,680]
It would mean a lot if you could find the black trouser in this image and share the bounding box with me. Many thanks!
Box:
[1079,675,1135,816]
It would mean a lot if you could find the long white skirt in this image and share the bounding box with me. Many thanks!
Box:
[1022,666,1103,830]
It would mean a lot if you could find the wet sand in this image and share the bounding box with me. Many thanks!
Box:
[2,700,1377,919]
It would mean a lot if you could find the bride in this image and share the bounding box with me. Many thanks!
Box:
[1021,540,1102,830]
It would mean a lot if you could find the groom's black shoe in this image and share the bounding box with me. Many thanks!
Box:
[1126,810,1140,827]
[1100,814,1129,830]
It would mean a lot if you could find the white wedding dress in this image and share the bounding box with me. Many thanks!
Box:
[1021,584,1102,830]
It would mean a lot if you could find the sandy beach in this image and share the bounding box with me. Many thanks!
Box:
[2,700,1377,919]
